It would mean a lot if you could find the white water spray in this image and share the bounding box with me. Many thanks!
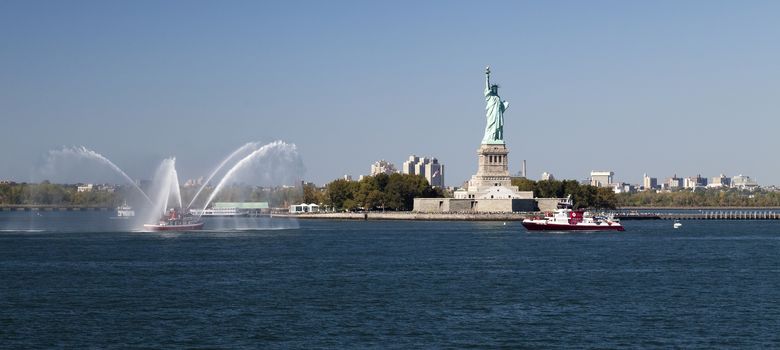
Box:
[200,141,303,213]
[170,164,182,209]
[142,157,183,226]
[185,141,260,209]
[46,146,152,205]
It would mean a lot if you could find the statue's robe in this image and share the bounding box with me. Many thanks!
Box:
[482,87,509,144]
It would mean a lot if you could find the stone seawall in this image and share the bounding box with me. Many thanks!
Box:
[273,212,532,221]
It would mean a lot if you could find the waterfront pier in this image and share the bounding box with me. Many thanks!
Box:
[658,211,780,220]
[283,210,780,221]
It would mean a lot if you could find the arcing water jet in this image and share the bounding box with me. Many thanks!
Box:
[185,141,260,210]
[200,141,303,214]
[46,146,153,205]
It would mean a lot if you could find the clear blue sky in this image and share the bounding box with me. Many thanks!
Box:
[2,0,779,186]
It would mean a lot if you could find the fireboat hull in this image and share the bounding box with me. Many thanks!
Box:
[143,222,204,232]
[521,221,625,232]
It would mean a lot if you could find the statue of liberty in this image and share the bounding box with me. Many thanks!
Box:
[482,66,509,145]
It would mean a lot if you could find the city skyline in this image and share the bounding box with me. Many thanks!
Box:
[2,1,780,186]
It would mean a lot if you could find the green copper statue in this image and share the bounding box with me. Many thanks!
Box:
[482,66,509,145]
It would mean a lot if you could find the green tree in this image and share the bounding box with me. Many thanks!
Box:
[302,182,323,204]
[510,177,536,192]
[320,173,442,211]
[324,179,357,210]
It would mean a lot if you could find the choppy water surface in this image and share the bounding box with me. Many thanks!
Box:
[1,212,779,348]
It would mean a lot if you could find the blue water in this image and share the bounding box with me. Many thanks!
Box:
[1,212,779,348]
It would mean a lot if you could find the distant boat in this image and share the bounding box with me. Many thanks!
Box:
[116,201,135,217]
[673,220,682,229]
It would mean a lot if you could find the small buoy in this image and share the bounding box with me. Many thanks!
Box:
[503,222,506,225]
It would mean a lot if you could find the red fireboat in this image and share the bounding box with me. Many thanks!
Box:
[143,208,204,232]
[522,196,624,232]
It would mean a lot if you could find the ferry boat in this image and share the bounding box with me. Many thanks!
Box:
[144,208,204,231]
[116,201,135,217]
[522,196,624,232]
[189,207,248,217]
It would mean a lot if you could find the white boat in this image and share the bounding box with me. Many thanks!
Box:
[673,220,682,229]
[144,208,204,231]
[522,196,624,232]
[116,202,135,217]
[189,207,248,217]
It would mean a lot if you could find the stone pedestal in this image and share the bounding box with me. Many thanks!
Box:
[471,144,513,189]
[454,144,533,200]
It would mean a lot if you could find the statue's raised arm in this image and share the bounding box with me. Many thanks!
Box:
[485,66,491,95]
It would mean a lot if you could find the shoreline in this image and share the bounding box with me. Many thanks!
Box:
[275,206,780,222]
[616,206,780,210]
[0,205,111,211]
[273,212,531,221]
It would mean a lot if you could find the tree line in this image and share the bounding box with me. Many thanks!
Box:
[0,182,121,207]
[19,177,775,210]
[312,173,444,211]
[181,185,303,209]
[616,188,780,207]
[0,182,307,208]
[510,178,617,209]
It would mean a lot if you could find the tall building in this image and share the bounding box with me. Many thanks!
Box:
[612,182,635,194]
[590,171,614,187]
[370,160,397,176]
[708,174,731,188]
[731,174,758,189]
[642,173,658,190]
[683,175,707,189]
[401,155,418,175]
[665,174,683,189]
[401,155,444,187]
